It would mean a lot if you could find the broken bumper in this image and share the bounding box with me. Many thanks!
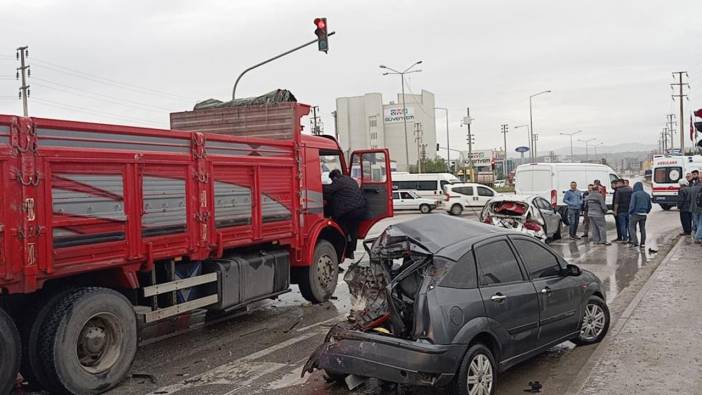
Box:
[303,325,464,387]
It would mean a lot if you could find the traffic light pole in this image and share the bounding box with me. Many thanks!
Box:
[232,31,336,99]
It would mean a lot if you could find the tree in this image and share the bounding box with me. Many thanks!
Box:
[411,157,448,173]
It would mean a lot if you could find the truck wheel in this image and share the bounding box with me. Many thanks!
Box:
[20,289,76,391]
[299,240,339,304]
[419,204,431,214]
[660,204,672,211]
[0,307,21,395]
[38,287,137,394]
[450,204,463,216]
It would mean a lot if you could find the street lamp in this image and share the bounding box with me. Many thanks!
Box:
[593,141,604,156]
[529,90,551,162]
[578,137,597,161]
[434,107,450,172]
[560,130,582,162]
[380,61,423,171]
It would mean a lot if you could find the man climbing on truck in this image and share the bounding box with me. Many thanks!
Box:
[323,169,368,259]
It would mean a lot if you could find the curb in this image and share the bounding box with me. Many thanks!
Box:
[564,235,685,395]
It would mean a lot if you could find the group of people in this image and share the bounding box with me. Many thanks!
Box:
[676,169,702,243]
[563,179,652,247]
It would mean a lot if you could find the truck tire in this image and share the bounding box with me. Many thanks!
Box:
[0,307,20,395]
[20,289,76,391]
[299,240,339,304]
[450,204,463,216]
[660,204,672,211]
[38,287,137,394]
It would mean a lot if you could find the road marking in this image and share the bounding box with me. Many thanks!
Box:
[148,330,323,395]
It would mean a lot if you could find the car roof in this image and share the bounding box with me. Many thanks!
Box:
[380,215,513,260]
[446,183,492,189]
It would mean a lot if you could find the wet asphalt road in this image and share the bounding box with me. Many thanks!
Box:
[108,202,681,395]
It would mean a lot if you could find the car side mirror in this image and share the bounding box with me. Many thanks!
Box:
[563,264,581,276]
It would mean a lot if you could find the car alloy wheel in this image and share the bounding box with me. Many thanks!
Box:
[580,303,606,342]
[467,353,493,395]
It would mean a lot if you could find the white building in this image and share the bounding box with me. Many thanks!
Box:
[335,90,437,172]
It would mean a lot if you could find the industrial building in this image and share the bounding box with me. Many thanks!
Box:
[335,90,437,171]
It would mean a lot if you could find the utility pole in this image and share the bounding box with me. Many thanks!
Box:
[666,114,677,150]
[578,137,596,161]
[533,133,539,160]
[414,122,424,173]
[661,128,668,153]
[500,124,508,176]
[671,71,689,154]
[434,107,450,172]
[463,108,474,181]
[16,46,30,116]
[310,106,322,135]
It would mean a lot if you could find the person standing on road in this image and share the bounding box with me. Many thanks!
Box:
[581,184,594,238]
[586,185,610,245]
[628,181,652,248]
[689,180,702,244]
[593,179,607,198]
[323,169,367,258]
[691,170,700,186]
[614,179,633,243]
[612,179,623,241]
[677,178,692,236]
[564,181,583,239]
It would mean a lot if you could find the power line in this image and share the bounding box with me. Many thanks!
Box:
[32,77,175,112]
[31,57,190,101]
[32,97,163,127]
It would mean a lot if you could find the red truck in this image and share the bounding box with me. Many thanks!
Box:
[0,102,393,394]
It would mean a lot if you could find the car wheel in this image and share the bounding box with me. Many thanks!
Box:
[0,307,21,395]
[419,204,431,214]
[452,343,496,395]
[573,295,610,346]
[299,240,339,304]
[450,204,463,216]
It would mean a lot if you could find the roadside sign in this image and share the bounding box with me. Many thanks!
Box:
[515,146,529,153]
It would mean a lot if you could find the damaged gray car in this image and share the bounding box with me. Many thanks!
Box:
[302,216,609,395]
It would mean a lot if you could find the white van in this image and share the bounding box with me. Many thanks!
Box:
[391,173,460,201]
[515,163,619,208]
[443,183,498,215]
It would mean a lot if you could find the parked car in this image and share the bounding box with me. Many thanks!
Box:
[444,183,498,216]
[392,190,438,214]
[494,179,506,188]
[480,195,562,242]
[303,216,610,395]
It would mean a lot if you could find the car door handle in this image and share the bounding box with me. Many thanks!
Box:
[541,287,552,295]
[490,293,507,303]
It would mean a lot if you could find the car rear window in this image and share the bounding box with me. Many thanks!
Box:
[440,252,477,289]
[512,238,561,278]
[654,167,682,184]
[475,239,524,286]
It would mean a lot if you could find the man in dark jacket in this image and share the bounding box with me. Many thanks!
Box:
[614,179,633,243]
[690,180,702,243]
[323,169,367,258]
[628,182,652,248]
[677,178,692,235]
[581,184,594,238]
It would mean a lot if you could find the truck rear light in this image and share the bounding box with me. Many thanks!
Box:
[550,189,557,208]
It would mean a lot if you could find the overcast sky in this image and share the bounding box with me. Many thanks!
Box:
[1,0,701,155]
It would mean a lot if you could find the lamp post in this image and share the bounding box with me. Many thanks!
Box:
[559,130,582,162]
[380,61,423,172]
[435,107,450,172]
[593,142,604,156]
[578,137,597,161]
[529,90,551,162]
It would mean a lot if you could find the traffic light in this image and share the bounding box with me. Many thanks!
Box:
[314,18,328,53]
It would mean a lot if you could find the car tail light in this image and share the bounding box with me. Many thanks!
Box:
[524,221,542,232]
[550,189,557,208]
